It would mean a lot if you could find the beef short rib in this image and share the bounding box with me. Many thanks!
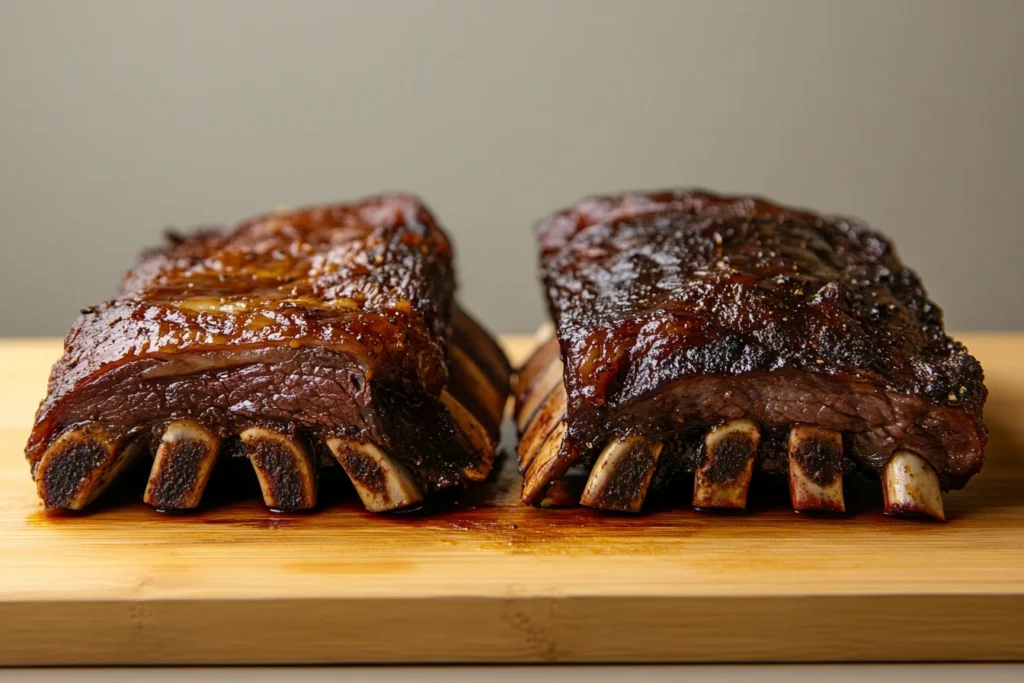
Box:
[515,189,987,519]
[28,194,510,513]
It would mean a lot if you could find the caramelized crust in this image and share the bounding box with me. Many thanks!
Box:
[525,189,986,502]
[27,194,510,510]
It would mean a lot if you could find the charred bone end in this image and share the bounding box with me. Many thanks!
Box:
[35,425,144,510]
[326,438,424,512]
[692,419,760,510]
[883,451,945,521]
[240,426,318,511]
[787,425,846,514]
[144,419,222,510]
[441,390,496,482]
[580,435,663,512]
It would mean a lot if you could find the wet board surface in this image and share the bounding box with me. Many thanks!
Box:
[0,335,1022,665]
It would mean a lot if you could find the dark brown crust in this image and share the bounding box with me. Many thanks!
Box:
[29,195,451,459]
[26,194,511,506]
[534,189,987,489]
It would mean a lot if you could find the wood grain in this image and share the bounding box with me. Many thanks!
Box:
[0,335,1022,665]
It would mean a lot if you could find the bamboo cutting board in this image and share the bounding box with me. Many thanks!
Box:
[0,335,1022,665]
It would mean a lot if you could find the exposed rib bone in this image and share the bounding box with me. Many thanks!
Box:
[692,419,760,510]
[521,420,568,504]
[514,336,559,411]
[441,390,495,482]
[326,438,424,512]
[34,424,144,510]
[516,358,564,432]
[581,435,664,512]
[519,382,568,470]
[451,305,512,392]
[240,427,317,511]
[143,420,221,510]
[450,345,506,430]
[883,451,945,520]
[787,425,846,513]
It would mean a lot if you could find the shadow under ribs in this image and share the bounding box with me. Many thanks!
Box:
[26,195,510,513]
[514,189,988,518]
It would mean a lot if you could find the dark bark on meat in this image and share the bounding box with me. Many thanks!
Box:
[27,194,510,510]
[525,189,986,501]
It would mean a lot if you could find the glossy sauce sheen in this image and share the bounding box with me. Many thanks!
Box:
[27,195,455,468]
[536,189,987,487]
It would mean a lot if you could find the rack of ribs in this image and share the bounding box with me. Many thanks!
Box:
[26,194,510,513]
[514,189,987,519]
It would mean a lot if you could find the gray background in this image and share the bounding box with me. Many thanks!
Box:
[1,0,1022,337]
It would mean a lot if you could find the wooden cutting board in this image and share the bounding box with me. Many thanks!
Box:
[1,335,1022,665]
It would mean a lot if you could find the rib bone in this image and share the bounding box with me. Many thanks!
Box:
[451,305,512,393]
[144,420,221,510]
[519,381,567,470]
[450,345,506,430]
[522,420,568,504]
[441,390,495,482]
[515,336,559,398]
[581,435,663,512]
[787,425,846,513]
[692,419,760,510]
[34,424,144,510]
[326,438,424,512]
[516,358,564,432]
[883,451,945,520]
[240,426,317,511]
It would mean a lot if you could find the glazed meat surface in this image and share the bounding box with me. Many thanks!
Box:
[28,194,510,512]
[515,189,986,518]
